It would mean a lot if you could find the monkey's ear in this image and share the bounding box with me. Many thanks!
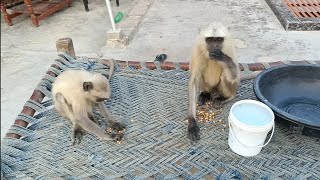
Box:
[83,82,93,91]
[102,74,109,79]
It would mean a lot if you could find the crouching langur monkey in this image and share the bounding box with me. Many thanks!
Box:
[52,61,125,145]
[187,22,240,143]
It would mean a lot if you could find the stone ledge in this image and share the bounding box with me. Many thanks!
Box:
[128,0,153,17]
[106,39,128,48]
[118,16,142,29]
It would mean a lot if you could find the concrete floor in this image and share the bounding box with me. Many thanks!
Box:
[102,0,320,62]
[1,0,320,138]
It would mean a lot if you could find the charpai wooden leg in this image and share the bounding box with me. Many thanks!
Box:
[24,0,39,27]
[31,15,39,27]
[1,4,13,26]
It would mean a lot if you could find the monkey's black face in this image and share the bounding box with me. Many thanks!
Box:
[205,37,224,60]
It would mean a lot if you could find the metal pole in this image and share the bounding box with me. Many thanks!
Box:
[105,0,116,32]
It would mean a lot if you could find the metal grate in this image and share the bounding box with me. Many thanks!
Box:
[283,0,320,18]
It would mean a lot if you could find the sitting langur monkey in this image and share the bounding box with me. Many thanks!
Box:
[52,61,125,144]
[187,22,240,142]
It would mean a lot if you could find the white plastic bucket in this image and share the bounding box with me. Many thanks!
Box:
[228,100,275,157]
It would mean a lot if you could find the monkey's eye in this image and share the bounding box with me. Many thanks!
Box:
[205,37,214,42]
[214,37,224,42]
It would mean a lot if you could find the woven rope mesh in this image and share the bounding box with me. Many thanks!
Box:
[1,54,320,180]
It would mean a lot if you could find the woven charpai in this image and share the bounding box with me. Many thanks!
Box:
[1,54,319,179]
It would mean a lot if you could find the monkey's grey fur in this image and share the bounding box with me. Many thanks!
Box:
[187,22,240,143]
[52,60,124,145]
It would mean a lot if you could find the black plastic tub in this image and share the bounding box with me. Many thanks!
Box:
[253,64,320,135]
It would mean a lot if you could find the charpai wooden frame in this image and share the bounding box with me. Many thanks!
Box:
[5,38,320,139]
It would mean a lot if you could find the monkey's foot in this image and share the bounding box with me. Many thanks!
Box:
[187,117,200,143]
[72,128,85,145]
[198,92,211,106]
[212,98,225,109]
[210,90,222,99]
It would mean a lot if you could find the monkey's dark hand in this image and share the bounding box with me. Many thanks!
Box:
[187,117,200,143]
[106,121,126,143]
[109,121,126,132]
[210,49,231,62]
[209,49,223,60]
[111,133,124,142]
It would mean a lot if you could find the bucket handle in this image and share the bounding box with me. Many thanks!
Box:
[228,121,275,148]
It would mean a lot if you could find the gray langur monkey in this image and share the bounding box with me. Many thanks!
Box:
[187,22,240,143]
[52,60,125,145]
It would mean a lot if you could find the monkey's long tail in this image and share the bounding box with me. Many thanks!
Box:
[100,58,115,79]
[108,59,115,79]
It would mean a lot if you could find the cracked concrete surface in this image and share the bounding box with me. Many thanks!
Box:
[101,0,320,62]
[1,0,320,138]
